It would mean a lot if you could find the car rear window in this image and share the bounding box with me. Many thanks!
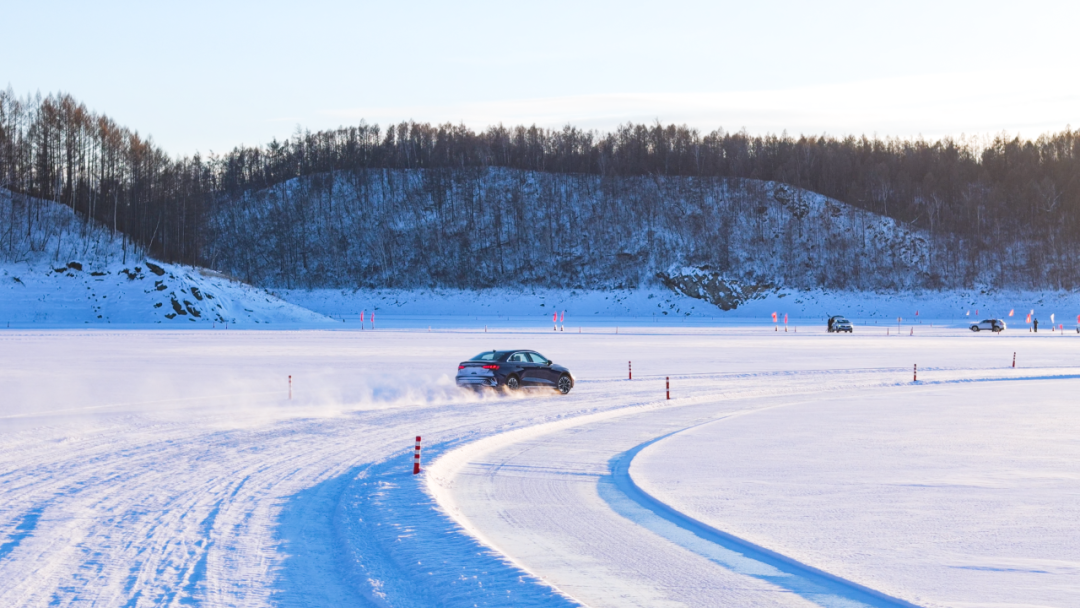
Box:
[472,351,508,361]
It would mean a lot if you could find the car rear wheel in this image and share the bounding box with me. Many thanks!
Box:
[505,375,520,390]
[971,326,979,332]
[557,375,572,395]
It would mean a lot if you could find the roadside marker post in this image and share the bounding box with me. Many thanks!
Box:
[913,364,917,382]
[289,375,292,400]
[629,361,632,380]
[666,377,670,400]
[1013,352,1016,368]
[413,436,422,474]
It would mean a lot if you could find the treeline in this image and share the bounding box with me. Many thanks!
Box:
[2,89,1079,287]
[0,90,210,264]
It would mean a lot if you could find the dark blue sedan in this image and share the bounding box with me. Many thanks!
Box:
[456,350,575,394]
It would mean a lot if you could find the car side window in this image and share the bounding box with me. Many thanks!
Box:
[527,352,547,364]
[509,352,527,362]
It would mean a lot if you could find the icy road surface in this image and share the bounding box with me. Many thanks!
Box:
[1,325,1078,606]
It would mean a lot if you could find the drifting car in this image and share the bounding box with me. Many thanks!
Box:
[970,319,1006,333]
[828,316,854,333]
[456,350,574,394]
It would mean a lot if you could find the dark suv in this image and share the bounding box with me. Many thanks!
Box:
[456,350,574,394]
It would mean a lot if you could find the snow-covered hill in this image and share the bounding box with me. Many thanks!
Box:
[0,189,332,326]
[208,169,946,292]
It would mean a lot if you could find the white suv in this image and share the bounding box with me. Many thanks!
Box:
[969,319,1005,333]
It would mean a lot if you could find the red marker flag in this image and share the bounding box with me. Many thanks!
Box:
[560,311,565,323]
[771,312,778,323]
[784,313,788,324]
[1009,309,1014,317]
[360,311,364,322]
[553,312,557,323]
[1026,313,1032,324]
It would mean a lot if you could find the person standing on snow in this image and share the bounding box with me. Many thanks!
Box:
[1034,317,1039,332]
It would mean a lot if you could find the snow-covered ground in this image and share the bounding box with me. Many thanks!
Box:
[2,326,1079,607]
[631,380,1080,607]
[0,257,332,326]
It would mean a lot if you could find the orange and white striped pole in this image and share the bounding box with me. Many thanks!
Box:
[412,436,422,474]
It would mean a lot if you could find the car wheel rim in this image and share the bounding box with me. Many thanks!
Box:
[558,376,571,394]
[507,377,519,390]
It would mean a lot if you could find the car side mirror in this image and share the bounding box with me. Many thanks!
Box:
[544,360,553,366]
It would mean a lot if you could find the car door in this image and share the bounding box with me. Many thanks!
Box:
[527,352,556,386]
[507,351,538,385]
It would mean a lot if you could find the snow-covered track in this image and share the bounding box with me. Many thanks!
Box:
[428,364,1080,607]
[4,329,1079,606]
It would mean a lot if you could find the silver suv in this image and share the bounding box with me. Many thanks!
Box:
[969,319,1005,333]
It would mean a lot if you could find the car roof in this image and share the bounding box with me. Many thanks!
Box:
[470,350,540,360]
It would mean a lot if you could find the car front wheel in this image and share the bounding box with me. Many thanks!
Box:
[557,375,572,395]
[971,326,979,332]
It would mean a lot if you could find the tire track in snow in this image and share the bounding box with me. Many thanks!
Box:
[604,432,919,607]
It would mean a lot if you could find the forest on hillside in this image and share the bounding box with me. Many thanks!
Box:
[1,90,1079,289]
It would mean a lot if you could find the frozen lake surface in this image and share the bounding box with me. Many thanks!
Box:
[1,324,1077,606]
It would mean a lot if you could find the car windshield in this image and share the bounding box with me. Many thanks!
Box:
[471,351,509,361]
[837,319,850,323]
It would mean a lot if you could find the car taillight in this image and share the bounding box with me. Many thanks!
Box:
[483,364,499,370]
[458,365,465,370]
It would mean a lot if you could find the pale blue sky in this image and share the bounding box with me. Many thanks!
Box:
[4,0,1077,155]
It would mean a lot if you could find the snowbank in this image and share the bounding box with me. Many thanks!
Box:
[0,189,332,326]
